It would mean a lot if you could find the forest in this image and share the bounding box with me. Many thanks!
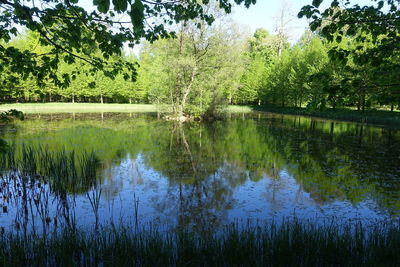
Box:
[0,1,399,119]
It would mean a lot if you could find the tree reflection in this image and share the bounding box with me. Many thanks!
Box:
[0,112,399,233]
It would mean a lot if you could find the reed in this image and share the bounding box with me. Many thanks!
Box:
[0,144,100,194]
[0,220,399,266]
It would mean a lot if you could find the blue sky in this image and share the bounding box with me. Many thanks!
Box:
[77,0,377,54]
[231,0,376,43]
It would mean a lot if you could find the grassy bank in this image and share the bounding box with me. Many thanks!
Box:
[228,105,400,127]
[0,103,158,114]
[1,103,400,127]
[1,220,399,266]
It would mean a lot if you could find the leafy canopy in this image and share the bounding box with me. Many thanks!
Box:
[298,0,400,66]
[0,0,256,88]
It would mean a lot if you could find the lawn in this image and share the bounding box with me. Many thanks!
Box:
[1,103,399,127]
[0,103,158,113]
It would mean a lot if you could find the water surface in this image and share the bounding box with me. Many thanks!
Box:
[0,112,399,233]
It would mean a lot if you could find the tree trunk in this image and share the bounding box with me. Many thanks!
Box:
[72,94,75,103]
[361,93,365,113]
[178,68,197,118]
[100,94,103,104]
[391,103,394,112]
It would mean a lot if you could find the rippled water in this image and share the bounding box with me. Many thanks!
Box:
[0,112,399,233]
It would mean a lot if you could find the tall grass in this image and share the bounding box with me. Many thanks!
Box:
[0,220,399,266]
[0,144,100,192]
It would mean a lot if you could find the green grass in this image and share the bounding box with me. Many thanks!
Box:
[1,103,399,127]
[0,103,158,113]
[0,220,399,266]
[228,105,400,127]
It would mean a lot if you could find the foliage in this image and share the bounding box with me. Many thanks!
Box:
[0,109,24,153]
[298,0,400,110]
[237,29,276,105]
[140,8,247,118]
[0,109,24,122]
[1,0,399,116]
[298,0,399,66]
[0,0,256,88]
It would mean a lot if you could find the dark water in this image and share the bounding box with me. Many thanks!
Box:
[0,112,399,233]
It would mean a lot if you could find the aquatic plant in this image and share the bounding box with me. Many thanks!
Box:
[0,220,398,266]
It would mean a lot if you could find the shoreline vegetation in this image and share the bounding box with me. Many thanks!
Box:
[0,220,399,266]
[0,103,399,127]
[229,105,400,127]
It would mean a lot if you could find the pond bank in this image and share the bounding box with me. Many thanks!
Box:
[229,105,400,128]
[1,103,399,127]
[1,220,399,266]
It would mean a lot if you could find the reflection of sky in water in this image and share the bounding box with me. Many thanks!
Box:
[0,113,398,233]
[100,154,390,229]
[1,152,388,233]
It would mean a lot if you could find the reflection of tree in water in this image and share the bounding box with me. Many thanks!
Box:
[144,123,236,232]
[2,113,400,228]
[263,115,400,214]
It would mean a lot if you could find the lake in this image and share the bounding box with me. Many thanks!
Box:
[0,112,399,234]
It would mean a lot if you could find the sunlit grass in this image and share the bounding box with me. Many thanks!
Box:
[1,104,399,127]
[226,105,255,113]
[228,105,400,127]
[0,103,158,114]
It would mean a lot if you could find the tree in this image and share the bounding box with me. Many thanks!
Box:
[0,0,256,89]
[238,28,276,105]
[141,5,246,119]
[298,0,400,84]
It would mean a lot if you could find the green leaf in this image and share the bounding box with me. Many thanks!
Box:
[130,0,144,32]
[112,0,128,12]
[93,0,110,13]
[312,0,323,8]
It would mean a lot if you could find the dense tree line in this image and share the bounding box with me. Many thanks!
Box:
[1,1,399,117]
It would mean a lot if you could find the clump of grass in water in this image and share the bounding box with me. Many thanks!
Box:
[1,144,100,193]
[0,220,398,266]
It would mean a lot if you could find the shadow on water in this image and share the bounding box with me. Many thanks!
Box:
[0,112,399,234]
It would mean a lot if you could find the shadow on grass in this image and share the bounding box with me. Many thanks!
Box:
[234,105,400,128]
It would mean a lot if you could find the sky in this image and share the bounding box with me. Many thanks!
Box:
[76,0,376,54]
[231,0,376,43]
[231,0,310,43]
[76,0,376,42]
